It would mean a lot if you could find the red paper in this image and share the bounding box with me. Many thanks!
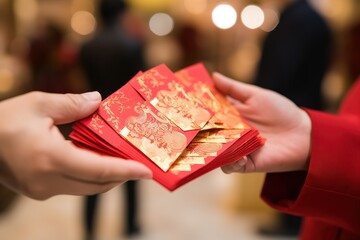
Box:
[70,63,264,191]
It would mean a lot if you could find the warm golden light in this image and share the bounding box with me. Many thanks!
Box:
[241,5,264,29]
[14,0,38,22]
[149,13,174,36]
[71,11,96,36]
[212,4,237,29]
[184,0,207,15]
[0,69,15,93]
[129,0,172,12]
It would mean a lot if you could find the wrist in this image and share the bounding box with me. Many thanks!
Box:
[299,108,312,170]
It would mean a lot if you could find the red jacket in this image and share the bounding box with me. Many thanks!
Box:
[261,77,360,239]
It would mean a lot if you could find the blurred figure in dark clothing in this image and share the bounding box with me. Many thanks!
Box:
[79,0,145,98]
[345,19,360,84]
[253,0,333,236]
[26,21,79,93]
[78,0,146,239]
[254,0,332,111]
[177,23,202,67]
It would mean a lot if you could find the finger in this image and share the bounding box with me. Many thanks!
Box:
[30,178,121,200]
[221,157,248,174]
[54,179,121,196]
[58,142,152,183]
[61,181,120,197]
[36,91,102,125]
[212,72,255,103]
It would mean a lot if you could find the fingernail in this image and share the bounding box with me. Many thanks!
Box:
[81,91,101,101]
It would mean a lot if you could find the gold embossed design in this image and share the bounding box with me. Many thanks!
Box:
[169,164,192,172]
[134,69,212,131]
[168,156,206,173]
[193,129,244,143]
[89,113,106,135]
[174,156,206,165]
[135,69,166,99]
[176,68,247,130]
[181,142,223,157]
[175,70,217,108]
[174,69,193,87]
[102,91,132,132]
[121,102,187,172]
[153,83,211,130]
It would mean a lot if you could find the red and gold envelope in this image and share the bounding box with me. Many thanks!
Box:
[70,63,265,191]
[130,64,214,130]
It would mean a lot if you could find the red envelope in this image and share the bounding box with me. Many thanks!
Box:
[130,64,214,130]
[176,63,247,130]
[70,63,265,191]
[98,82,199,172]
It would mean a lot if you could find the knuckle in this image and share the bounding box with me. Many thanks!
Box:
[65,93,81,108]
[221,165,232,174]
[63,93,83,117]
[21,181,50,200]
[95,168,112,183]
[27,91,46,105]
[32,144,53,170]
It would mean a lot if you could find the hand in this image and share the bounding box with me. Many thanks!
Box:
[213,73,311,174]
[0,91,152,200]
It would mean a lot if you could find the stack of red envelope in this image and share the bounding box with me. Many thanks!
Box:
[70,63,265,191]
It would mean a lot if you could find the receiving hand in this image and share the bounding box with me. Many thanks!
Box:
[213,73,311,174]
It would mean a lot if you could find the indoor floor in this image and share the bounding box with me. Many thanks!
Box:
[0,170,298,240]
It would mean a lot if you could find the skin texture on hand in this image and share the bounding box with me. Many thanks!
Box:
[0,91,152,200]
[213,73,312,174]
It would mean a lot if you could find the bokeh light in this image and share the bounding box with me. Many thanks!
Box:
[212,4,237,30]
[261,8,279,32]
[71,11,96,36]
[149,13,174,36]
[241,5,265,29]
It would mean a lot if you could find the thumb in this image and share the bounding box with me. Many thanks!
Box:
[40,91,102,124]
[212,72,255,103]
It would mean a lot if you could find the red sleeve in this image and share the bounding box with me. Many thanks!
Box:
[261,78,360,234]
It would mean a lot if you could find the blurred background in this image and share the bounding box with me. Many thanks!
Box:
[0,0,359,239]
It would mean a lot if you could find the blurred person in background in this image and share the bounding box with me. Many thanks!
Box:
[24,20,88,148]
[345,17,360,86]
[78,0,146,239]
[252,0,333,236]
[177,22,202,67]
[25,21,81,94]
